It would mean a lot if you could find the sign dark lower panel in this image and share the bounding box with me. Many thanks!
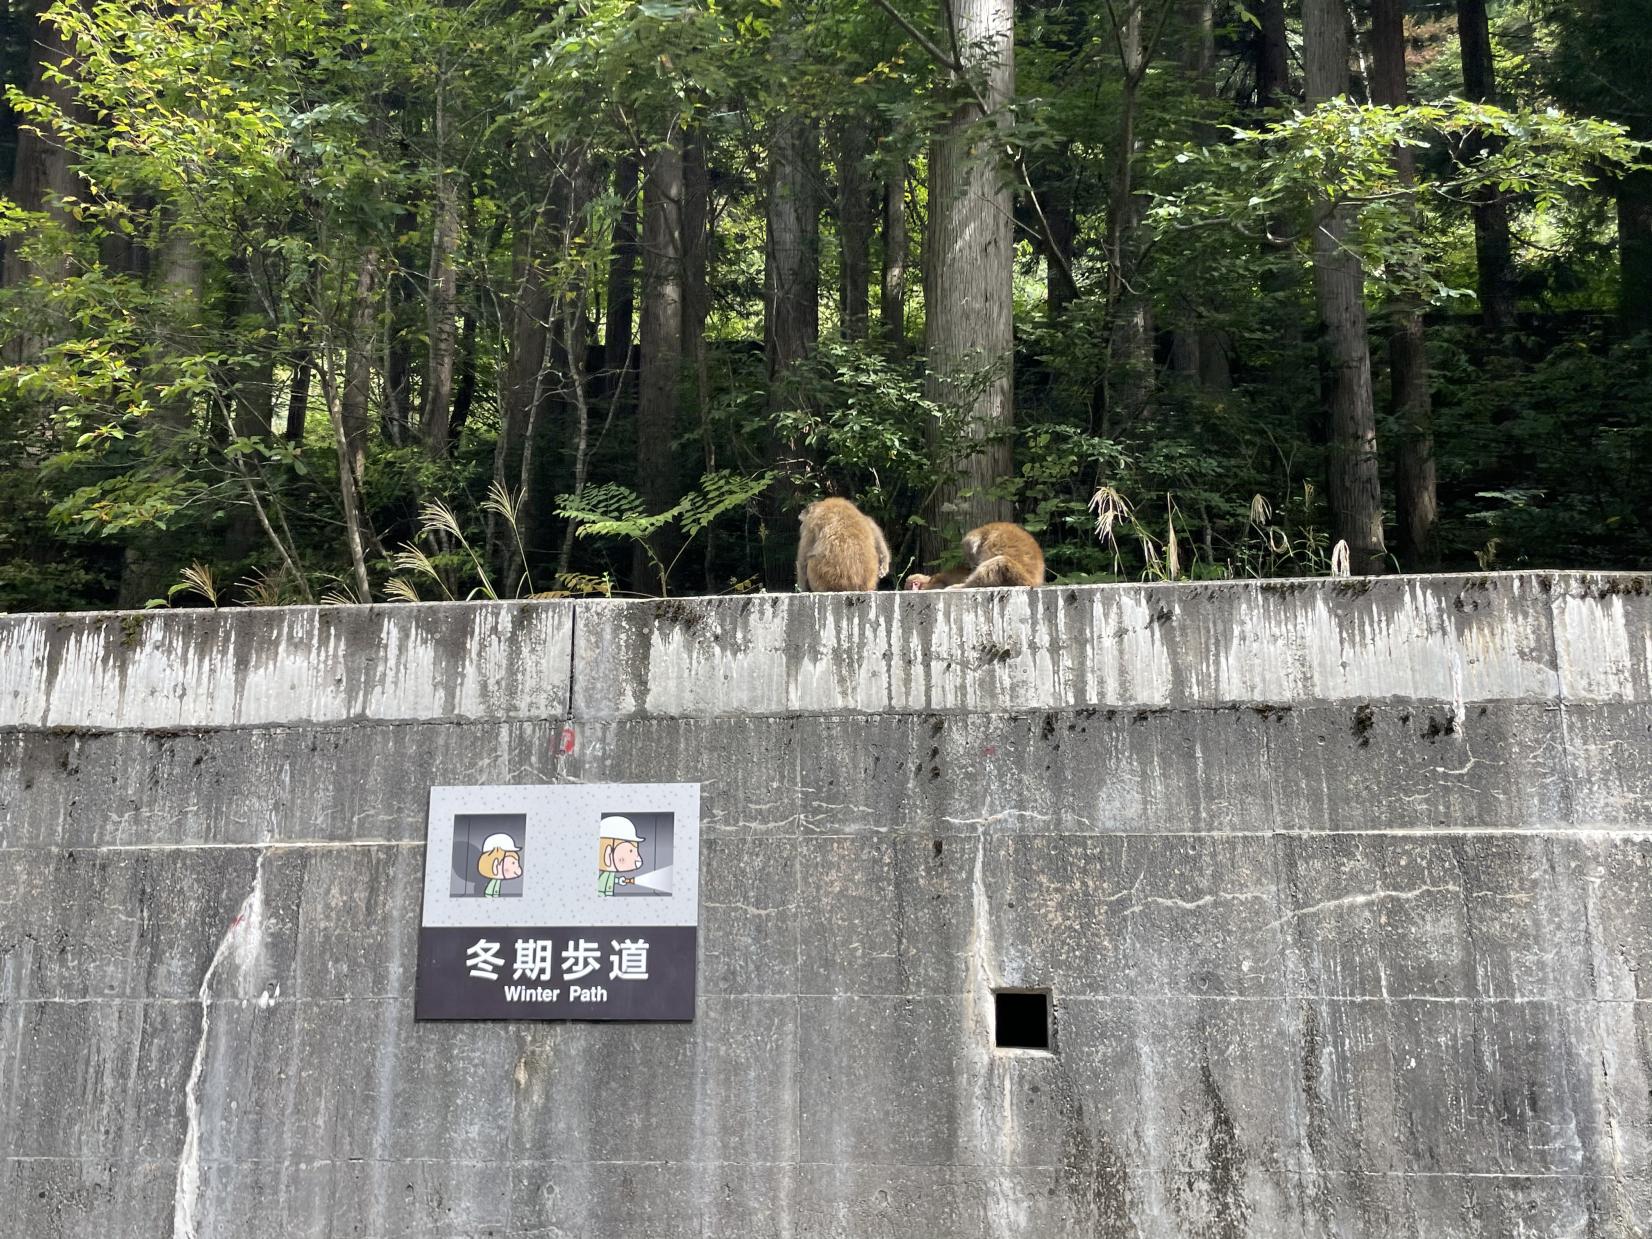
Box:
[416,926,696,1021]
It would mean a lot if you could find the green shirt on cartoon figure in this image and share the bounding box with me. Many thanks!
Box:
[597,815,645,895]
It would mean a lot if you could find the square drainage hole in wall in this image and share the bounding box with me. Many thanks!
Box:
[994,990,1052,1051]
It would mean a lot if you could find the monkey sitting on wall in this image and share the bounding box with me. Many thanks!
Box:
[796,497,892,592]
[904,522,1045,590]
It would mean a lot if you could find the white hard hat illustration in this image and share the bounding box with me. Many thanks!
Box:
[600,815,645,843]
[481,832,518,853]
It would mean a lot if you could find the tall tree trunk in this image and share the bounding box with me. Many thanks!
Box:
[1372,0,1437,568]
[1456,0,1517,334]
[548,153,603,580]
[1169,0,1230,398]
[2,7,78,268]
[836,119,873,340]
[1388,314,1437,566]
[513,152,600,577]
[221,264,276,561]
[383,223,417,445]
[1256,0,1290,106]
[154,229,205,422]
[1253,0,1303,413]
[635,138,685,590]
[118,221,204,606]
[760,113,819,587]
[1042,157,1076,321]
[493,218,550,579]
[881,165,909,352]
[3,7,80,362]
[603,155,640,400]
[682,130,711,449]
[317,353,375,602]
[1305,0,1387,574]
[497,225,551,490]
[448,311,478,444]
[383,315,412,445]
[225,271,274,442]
[99,214,149,281]
[556,288,598,580]
[1345,0,1371,99]
[284,346,312,442]
[924,0,1016,544]
[421,85,461,455]
[1103,3,1157,432]
[342,252,377,483]
[1622,169,1652,337]
[765,114,820,388]
[1180,0,1214,84]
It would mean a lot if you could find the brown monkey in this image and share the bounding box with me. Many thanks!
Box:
[796,498,892,592]
[906,522,1045,590]
[958,522,1045,587]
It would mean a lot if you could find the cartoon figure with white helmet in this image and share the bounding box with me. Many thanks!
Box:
[477,832,522,898]
[597,815,645,896]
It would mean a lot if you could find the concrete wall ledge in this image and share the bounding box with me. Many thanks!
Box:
[2,571,1646,733]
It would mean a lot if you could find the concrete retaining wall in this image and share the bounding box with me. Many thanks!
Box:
[1,572,1649,1237]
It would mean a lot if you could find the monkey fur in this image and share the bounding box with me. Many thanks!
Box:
[796,498,892,592]
[904,522,1045,590]
[903,565,969,591]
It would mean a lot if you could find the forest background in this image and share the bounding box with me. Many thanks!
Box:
[0,0,1647,608]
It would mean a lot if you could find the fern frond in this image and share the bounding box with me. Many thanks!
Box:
[557,483,681,540]
[557,482,646,520]
[678,470,775,537]
[554,571,614,598]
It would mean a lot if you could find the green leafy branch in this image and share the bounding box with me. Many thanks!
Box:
[556,469,775,596]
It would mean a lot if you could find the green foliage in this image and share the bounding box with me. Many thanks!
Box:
[1433,332,1652,569]
[4,0,1652,617]
[557,470,776,596]
[1541,0,1652,140]
[1149,98,1647,306]
[1011,424,1127,564]
[766,340,964,542]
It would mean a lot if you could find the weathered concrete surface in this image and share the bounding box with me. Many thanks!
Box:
[1,571,1649,1238]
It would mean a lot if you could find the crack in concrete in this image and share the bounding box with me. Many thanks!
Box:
[1266,884,1464,931]
[1116,891,1276,919]
[172,850,265,1239]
